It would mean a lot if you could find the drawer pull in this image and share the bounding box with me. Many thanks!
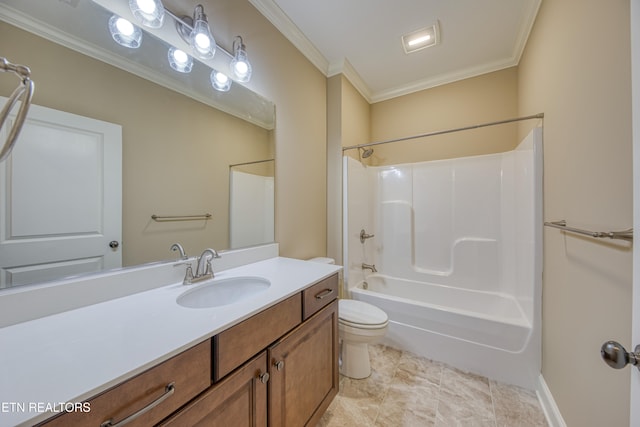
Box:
[100,382,175,427]
[315,288,334,300]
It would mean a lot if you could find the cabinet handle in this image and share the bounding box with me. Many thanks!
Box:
[259,372,270,384]
[99,382,175,427]
[315,288,334,300]
[274,360,285,371]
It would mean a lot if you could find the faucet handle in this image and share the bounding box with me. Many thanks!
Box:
[204,259,214,276]
[182,265,195,285]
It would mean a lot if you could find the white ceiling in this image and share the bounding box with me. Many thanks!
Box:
[249,0,541,103]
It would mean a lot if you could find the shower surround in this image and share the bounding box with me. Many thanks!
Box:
[343,128,542,389]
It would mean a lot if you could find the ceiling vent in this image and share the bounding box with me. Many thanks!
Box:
[402,22,440,54]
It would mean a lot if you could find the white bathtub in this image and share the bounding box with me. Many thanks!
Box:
[350,274,540,389]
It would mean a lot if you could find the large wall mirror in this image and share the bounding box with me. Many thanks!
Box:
[0,0,276,289]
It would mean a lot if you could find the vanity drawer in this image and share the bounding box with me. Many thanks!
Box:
[213,294,301,381]
[302,273,338,320]
[39,340,211,427]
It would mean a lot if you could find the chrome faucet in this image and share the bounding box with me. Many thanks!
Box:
[362,263,377,273]
[176,247,221,285]
[195,248,221,278]
[170,243,188,260]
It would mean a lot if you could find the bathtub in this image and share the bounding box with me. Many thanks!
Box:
[350,274,540,389]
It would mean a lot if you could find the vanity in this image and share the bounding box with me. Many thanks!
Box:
[0,252,341,427]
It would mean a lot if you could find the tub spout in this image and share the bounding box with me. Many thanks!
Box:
[362,263,377,273]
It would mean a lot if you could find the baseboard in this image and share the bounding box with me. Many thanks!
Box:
[536,374,567,427]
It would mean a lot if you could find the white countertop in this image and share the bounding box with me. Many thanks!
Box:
[0,257,341,427]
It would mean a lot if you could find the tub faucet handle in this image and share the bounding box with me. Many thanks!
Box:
[362,263,377,273]
[360,229,375,244]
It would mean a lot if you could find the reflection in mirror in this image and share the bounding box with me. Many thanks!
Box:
[229,159,275,249]
[0,0,275,289]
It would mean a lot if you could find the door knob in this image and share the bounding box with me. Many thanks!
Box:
[108,240,119,249]
[601,340,640,370]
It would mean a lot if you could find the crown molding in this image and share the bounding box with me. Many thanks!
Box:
[512,0,542,64]
[249,0,541,104]
[248,0,329,75]
[370,57,519,103]
[328,59,372,103]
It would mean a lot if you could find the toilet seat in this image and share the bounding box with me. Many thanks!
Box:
[339,299,388,329]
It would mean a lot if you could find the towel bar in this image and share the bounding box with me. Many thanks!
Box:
[544,220,633,242]
[151,213,212,222]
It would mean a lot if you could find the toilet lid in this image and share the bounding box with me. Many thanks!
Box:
[339,299,388,326]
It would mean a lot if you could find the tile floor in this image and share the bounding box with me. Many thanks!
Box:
[318,344,548,427]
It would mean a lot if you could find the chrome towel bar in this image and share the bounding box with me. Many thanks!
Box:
[544,220,633,242]
[151,213,212,222]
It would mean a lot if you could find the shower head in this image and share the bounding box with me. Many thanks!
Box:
[359,147,374,159]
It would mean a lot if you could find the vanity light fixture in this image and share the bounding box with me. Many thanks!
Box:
[230,36,252,83]
[173,4,216,60]
[128,0,164,29]
[108,15,143,49]
[101,0,253,91]
[402,22,440,54]
[210,69,232,92]
[168,47,193,73]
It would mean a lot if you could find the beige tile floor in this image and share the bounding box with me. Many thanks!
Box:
[318,345,548,427]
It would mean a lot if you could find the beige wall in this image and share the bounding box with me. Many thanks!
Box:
[519,0,633,425]
[327,75,371,265]
[0,0,328,264]
[369,67,521,165]
[229,1,328,260]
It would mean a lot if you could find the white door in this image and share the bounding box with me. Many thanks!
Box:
[632,0,640,424]
[0,100,122,288]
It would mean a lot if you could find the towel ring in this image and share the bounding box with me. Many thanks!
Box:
[0,57,35,162]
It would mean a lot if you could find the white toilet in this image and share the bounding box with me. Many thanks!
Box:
[307,257,389,379]
[338,298,388,379]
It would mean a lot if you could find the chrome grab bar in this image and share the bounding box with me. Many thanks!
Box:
[544,220,633,242]
[151,213,212,222]
[0,57,34,162]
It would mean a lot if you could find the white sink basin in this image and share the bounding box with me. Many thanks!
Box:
[177,276,271,309]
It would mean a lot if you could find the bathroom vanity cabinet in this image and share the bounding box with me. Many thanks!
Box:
[38,273,339,427]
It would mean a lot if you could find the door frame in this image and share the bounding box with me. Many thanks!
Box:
[630,0,640,424]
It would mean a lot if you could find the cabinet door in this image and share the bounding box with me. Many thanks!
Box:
[268,299,338,427]
[159,352,268,427]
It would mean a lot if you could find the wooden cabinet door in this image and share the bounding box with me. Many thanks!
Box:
[268,299,338,427]
[159,352,268,427]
